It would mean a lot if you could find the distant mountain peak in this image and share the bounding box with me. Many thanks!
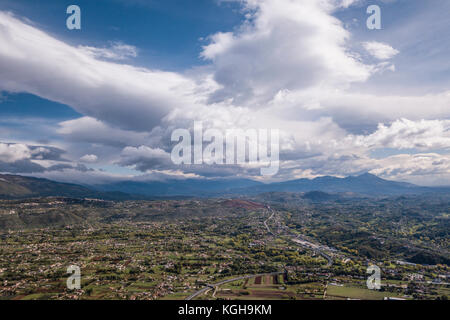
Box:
[353,172,382,180]
[357,172,378,178]
[0,173,448,199]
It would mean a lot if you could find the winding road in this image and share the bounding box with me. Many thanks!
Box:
[185,204,333,300]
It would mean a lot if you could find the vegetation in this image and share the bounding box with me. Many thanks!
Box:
[0,194,448,300]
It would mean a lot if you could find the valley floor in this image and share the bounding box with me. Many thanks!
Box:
[0,197,448,300]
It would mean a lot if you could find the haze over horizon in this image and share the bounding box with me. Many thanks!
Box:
[0,0,449,187]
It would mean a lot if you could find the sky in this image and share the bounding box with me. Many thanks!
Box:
[0,0,449,186]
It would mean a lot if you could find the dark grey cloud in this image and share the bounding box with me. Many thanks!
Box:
[0,159,45,173]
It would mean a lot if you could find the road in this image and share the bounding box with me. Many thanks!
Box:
[266,205,334,267]
[316,249,333,266]
[185,205,332,300]
[186,272,284,300]
[186,206,282,300]
[263,206,275,235]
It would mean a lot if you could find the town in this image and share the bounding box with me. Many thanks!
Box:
[0,195,448,300]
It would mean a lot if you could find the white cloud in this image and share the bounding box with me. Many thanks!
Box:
[362,41,399,60]
[201,0,373,104]
[0,11,201,131]
[0,3,449,186]
[79,42,138,60]
[371,153,450,186]
[350,118,450,150]
[0,143,31,163]
[80,154,98,163]
[266,88,450,133]
[58,117,151,147]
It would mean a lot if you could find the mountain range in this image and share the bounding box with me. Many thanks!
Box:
[0,174,130,200]
[0,173,448,200]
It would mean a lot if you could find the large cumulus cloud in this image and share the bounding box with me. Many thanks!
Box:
[0,11,202,131]
[201,0,372,104]
[0,0,449,186]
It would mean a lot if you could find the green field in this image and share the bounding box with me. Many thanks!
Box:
[326,285,403,300]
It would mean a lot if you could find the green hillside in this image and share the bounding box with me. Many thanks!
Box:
[0,174,105,199]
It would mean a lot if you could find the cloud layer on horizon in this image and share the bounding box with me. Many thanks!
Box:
[0,0,449,186]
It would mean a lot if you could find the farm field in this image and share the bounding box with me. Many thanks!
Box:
[0,197,448,300]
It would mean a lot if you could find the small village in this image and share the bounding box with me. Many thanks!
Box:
[0,198,448,300]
